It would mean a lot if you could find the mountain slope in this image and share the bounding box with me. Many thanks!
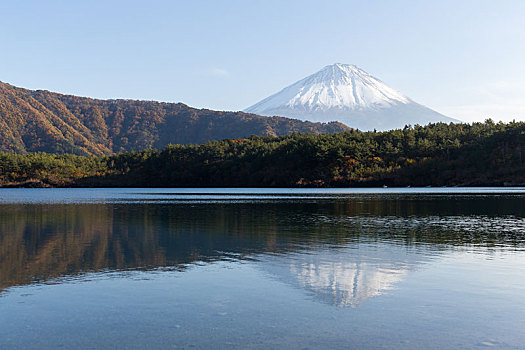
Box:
[0,81,350,155]
[245,63,459,130]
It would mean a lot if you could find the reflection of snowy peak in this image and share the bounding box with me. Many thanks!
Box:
[259,244,430,308]
[245,63,459,130]
[290,261,407,308]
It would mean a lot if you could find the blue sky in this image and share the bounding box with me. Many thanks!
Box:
[1,0,524,122]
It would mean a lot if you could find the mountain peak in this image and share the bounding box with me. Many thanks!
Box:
[326,62,361,72]
[244,64,459,130]
[245,63,411,115]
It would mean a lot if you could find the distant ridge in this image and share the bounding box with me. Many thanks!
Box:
[0,81,350,155]
[245,63,460,130]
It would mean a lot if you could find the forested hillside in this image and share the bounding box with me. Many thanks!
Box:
[1,120,525,187]
[0,81,349,155]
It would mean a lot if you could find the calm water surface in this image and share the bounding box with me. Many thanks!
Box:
[0,188,524,349]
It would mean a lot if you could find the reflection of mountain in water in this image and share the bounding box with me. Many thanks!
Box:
[293,262,405,308]
[1,196,524,295]
[259,243,428,308]
[0,203,280,290]
[290,258,407,308]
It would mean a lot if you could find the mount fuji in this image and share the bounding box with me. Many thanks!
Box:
[245,63,460,130]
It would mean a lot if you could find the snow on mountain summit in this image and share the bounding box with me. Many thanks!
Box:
[245,63,459,130]
[249,63,409,112]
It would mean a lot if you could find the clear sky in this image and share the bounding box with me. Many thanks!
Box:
[1,0,524,122]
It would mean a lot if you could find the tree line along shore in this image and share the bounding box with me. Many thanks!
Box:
[1,120,524,188]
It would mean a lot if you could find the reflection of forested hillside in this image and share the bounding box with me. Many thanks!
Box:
[0,203,278,291]
[1,197,524,291]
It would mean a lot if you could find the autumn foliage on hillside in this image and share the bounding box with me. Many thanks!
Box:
[0,81,350,155]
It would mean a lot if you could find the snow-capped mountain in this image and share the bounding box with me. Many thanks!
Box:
[245,63,459,130]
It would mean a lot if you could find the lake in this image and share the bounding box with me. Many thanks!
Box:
[0,188,524,349]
